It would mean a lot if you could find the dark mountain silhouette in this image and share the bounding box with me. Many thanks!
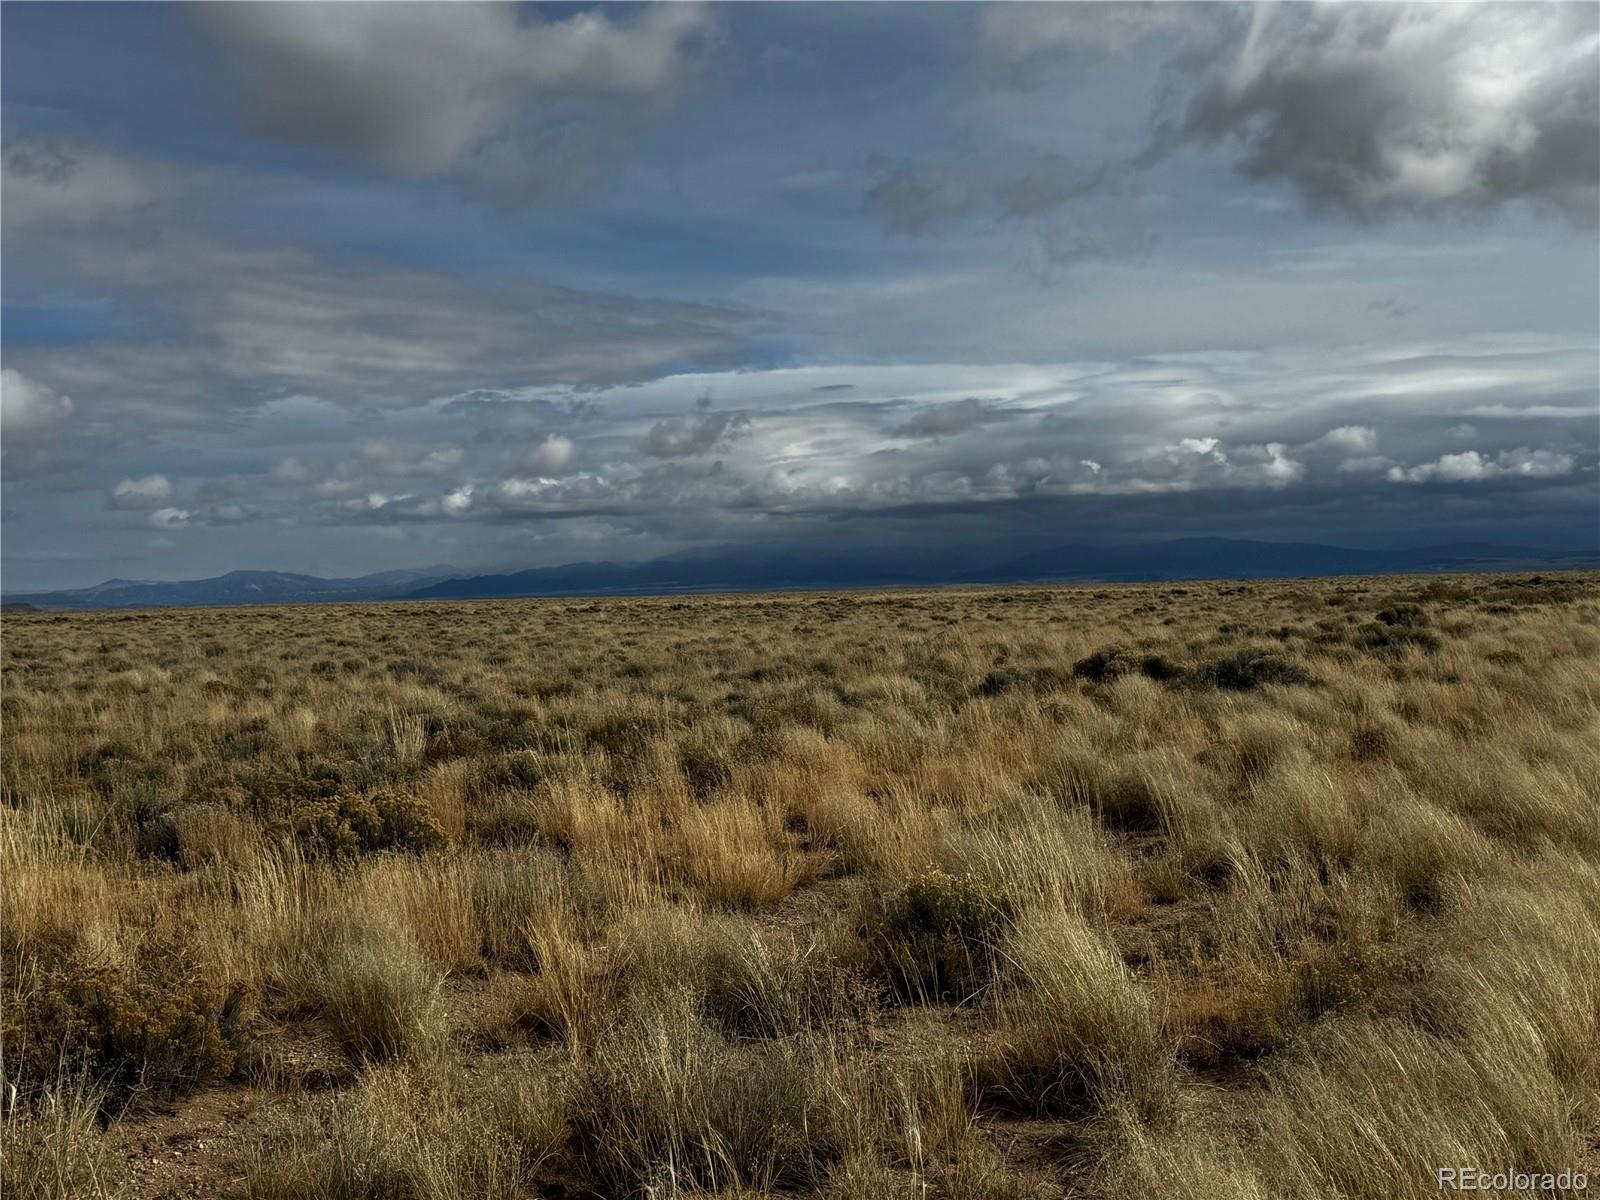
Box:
[403,538,1598,600]
[3,566,460,610]
[6,541,1595,611]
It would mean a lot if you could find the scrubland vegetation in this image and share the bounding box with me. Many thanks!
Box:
[2,572,1598,1198]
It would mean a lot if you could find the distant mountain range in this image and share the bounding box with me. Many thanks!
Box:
[7,539,1597,611]
[2,566,462,611]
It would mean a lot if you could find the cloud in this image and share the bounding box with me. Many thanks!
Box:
[1134,436,1304,492]
[983,3,1598,224]
[1337,456,1393,475]
[1312,425,1378,455]
[1254,442,1306,487]
[526,434,576,474]
[865,163,979,235]
[35,343,1589,582]
[485,471,628,516]
[1461,404,1596,421]
[1387,447,1577,484]
[1,141,184,232]
[147,507,192,530]
[265,346,1591,531]
[862,149,1155,273]
[110,474,173,510]
[170,242,738,403]
[893,398,996,438]
[194,3,708,180]
[982,2,1203,59]
[1154,4,1600,221]
[641,408,751,458]
[2,135,747,407]
[865,149,1149,243]
[1367,297,1415,320]
[357,440,464,478]
[0,369,74,436]
[441,486,475,518]
[9,222,743,426]
[993,152,1106,219]
[202,503,250,525]
[272,458,312,484]
[6,6,1597,591]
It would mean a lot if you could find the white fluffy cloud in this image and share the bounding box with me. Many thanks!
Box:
[1313,425,1378,455]
[1387,447,1576,484]
[489,472,620,513]
[1256,442,1306,487]
[110,474,174,509]
[526,434,576,474]
[0,368,74,436]
[1134,436,1304,492]
[147,507,192,530]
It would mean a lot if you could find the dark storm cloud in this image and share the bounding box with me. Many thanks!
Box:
[987,3,1600,223]
[1162,5,1600,222]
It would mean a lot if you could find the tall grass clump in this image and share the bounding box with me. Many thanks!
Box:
[571,990,841,1196]
[979,906,1175,1124]
[312,914,448,1064]
[0,1077,121,1200]
[860,868,1016,1004]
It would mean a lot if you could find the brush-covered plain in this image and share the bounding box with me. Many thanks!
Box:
[3,573,1598,1199]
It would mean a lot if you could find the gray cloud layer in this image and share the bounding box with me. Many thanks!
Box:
[82,339,1589,541]
[192,3,709,208]
[2,140,743,433]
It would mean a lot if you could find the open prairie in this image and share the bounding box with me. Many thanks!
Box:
[3,572,1598,1199]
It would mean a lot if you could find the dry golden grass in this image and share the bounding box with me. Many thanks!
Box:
[2,570,1597,1197]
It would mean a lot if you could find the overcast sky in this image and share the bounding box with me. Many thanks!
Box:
[3,2,1597,590]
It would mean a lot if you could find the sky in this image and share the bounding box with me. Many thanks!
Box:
[3,1,1597,591]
